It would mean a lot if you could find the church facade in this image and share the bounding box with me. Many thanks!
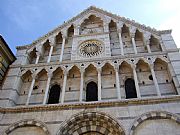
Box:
[0,6,180,135]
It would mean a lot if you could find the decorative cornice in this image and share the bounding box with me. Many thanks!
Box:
[16,6,171,50]
[16,45,31,50]
[10,51,172,69]
[158,29,172,34]
[0,95,180,113]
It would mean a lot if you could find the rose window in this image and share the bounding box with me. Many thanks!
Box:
[79,40,103,57]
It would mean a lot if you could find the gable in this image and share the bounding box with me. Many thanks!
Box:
[16,6,171,51]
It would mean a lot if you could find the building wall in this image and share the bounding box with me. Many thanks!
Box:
[0,35,16,88]
[0,6,180,135]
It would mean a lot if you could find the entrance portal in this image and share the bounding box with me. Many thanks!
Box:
[86,81,98,101]
[47,84,60,104]
[57,111,125,135]
[125,78,137,99]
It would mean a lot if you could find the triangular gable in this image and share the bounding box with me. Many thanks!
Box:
[16,6,171,51]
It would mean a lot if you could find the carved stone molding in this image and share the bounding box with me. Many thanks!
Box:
[0,95,179,113]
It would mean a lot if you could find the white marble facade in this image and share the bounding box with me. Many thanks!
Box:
[0,6,180,135]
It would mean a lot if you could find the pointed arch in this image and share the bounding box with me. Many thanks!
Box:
[51,67,63,90]
[102,63,115,76]
[136,59,150,71]
[67,65,81,99]
[39,40,51,63]
[19,70,33,97]
[109,20,120,56]
[119,61,134,99]
[85,63,97,72]
[80,15,103,35]
[28,48,37,64]
[121,24,133,54]
[119,61,133,74]
[149,35,162,52]
[136,59,156,97]
[20,69,33,78]
[52,67,64,82]
[109,20,118,31]
[101,62,116,99]
[79,13,104,27]
[154,58,177,95]
[84,64,98,101]
[135,29,147,53]
[67,25,74,37]
[55,32,63,44]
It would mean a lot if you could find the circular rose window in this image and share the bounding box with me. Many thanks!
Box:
[79,40,103,57]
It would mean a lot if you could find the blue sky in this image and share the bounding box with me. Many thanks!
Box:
[0,0,180,54]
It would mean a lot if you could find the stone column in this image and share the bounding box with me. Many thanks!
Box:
[167,63,180,95]
[60,36,66,62]
[132,65,141,98]
[35,52,40,64]
[97,68,102,101]
[144,36,151,53]
[159,41,166,52]
[146,40,151,53]
[79,69,84,102]
[131,33,137,54]
[61,70,67,103]
[103,22,109,33]
[26,74,36,105]
[43,72,52,104]
[47,45,54,63]
[150,64,161,96]
[115,66,121,99]
[74,25,80,36]
[118,29,124,55]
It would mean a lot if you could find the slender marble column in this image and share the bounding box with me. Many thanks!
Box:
[118,31,124,55]
[74,25,80,36]
[132,65,141,98]
[115,67,121,99]
[150,64,161,96]
[43,73,52,104]
[131,33,137,54]
[146,40,151,53]
[103,23,109,33]
[79,70,84,102]
[35,52,40,64]
[144,36,151,53]
[167,63,180,95]
[26,74,36,105]
[61,71,67,103]
[47,45,54,63]
[97,68,102,101]
[60,37,66,62]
